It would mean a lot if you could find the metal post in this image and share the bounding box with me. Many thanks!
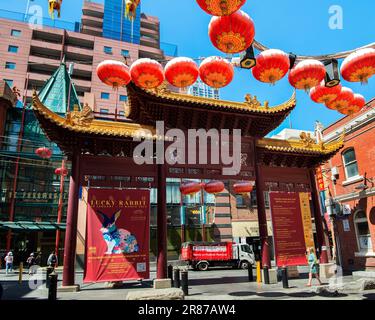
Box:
[281,267,289,289]
[248,263,254,282]
[48,271,58,301]
[18,262,23,284]
[173,268,180,288]
[46,266,54,288]
[168,264,173,281]
[263,266,270,285]
[181,270,188,296]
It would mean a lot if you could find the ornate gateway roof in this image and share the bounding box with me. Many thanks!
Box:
[125,82,297,137]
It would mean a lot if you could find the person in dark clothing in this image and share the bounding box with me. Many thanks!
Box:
[26,253,37,275]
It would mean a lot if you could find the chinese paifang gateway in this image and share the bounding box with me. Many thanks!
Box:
[31,66,344,287]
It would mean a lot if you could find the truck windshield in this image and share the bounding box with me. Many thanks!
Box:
[241,245,252,253]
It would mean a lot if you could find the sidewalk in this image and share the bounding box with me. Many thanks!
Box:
[1,265,374,301]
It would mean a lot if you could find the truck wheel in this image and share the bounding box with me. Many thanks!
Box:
[240,261,250,270]
[197,262,209,271]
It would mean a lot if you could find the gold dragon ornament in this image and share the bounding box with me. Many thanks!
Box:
[125,0,141,21]
[48,0,63,19]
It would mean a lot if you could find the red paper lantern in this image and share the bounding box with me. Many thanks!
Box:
[341,48,375,84]
[130,58,165,89]
[289,59,326,91]
[35,147,52,159]
[199,56,234,88]
[180,182,203,196]
[196,0,246,16]
[164,57,199,88]
[204,181,225,194]
[55,167,68,176]
[208,10,255,54]
[233,181,253,194]
[96,60,131,88]
[339,93,366,116]
[310,81,342,104]
[252,49,290,84]
[326,87,354,111]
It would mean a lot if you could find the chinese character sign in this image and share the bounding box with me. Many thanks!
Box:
[84,189,150,283]
[316,167,325,192]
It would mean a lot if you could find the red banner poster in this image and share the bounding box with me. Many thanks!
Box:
[269,192,313,267]
[84,189,150,283]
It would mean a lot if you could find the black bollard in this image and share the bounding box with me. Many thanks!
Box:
[263,266,270,284]
[46,266,54,288]
[181,270,189,296]
[248,264,254,282]
[168,264,173,282]
[281,267,289,289]
[173,268,180,288]
[48,271,58,301]
[0,282,3,300]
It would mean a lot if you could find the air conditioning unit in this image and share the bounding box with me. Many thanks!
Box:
[331,166,339,177]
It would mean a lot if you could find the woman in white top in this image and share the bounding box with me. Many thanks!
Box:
[4,252,14,274]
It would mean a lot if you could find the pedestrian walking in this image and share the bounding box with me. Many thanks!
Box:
[306,247,322,287]
[26,253,37,275]
[47,251,58,269]
[4,252,14,275]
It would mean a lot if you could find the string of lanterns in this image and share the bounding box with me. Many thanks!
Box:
[179,180,254,197]
[95,0,375,118]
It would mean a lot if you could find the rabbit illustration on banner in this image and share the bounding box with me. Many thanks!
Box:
[97,210,139,254]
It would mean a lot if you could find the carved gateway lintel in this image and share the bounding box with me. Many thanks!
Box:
[65,103,94,127]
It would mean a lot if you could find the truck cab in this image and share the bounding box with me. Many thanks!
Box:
[232,243,255,269]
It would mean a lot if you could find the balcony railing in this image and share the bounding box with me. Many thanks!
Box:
[0,9,81,32]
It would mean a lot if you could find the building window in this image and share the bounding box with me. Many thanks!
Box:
[4,79,13,87]
[100,108,109,114]
[121,49,130,57]
[342,148,359,179]
[5,62,16,70]
[11,29,21,37]
[8,45,19,53]
[101,92,110,99]
[119,95,128,102]
[104,46,113,54]
[118,110,125,116]
[354,211,372,252]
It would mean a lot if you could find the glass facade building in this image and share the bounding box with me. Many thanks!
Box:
[103,0,141,44]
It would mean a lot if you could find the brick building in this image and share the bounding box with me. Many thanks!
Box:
[322,98,375,272]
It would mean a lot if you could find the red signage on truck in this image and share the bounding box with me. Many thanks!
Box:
[181,241,255,271]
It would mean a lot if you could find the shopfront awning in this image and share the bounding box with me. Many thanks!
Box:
[232,221,273,238]
[0,221,66,231]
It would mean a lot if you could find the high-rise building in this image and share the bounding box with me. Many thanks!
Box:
[0,0,176,119]
[103,0,141,44]
[188,79,220,100]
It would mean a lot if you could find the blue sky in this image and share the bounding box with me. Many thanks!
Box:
[1,0,374,134]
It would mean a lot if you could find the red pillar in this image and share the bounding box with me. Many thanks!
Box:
[62,153,80,287]
[55,159,66,260]
[156,163,167,279]
[254,145,271,268]
[309,169,329,264]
